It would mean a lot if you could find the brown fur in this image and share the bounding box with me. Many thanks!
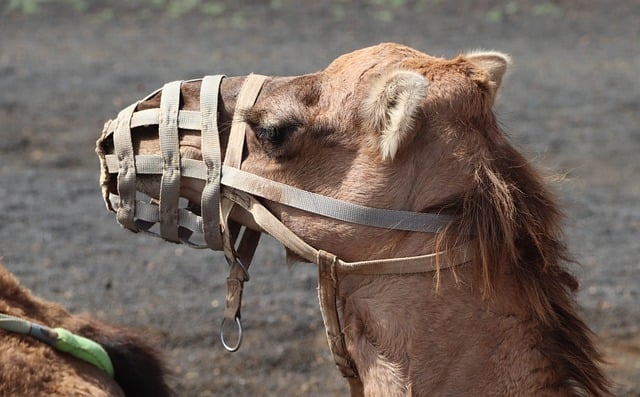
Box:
[0,264,172,397]
[435,122,610,395]
[121,43,611,396]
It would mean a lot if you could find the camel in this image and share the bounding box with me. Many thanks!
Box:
[0,263,171,397]
[97,43,611,396]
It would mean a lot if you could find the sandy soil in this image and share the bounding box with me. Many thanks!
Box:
[1,1,638,395]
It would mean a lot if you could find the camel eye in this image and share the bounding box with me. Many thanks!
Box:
[255,126,283,144]
[254,121,301,146]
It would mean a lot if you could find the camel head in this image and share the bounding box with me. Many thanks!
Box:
[98,43,510,263]
[97,44,612,396]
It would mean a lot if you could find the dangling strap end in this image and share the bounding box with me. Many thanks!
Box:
[220,277,244,352]
[317,250,359,380]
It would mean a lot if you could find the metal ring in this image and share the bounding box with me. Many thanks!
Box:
[220,316,243,352]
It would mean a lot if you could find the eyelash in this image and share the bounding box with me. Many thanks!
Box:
[255,126,282,143]
[254,121,301,145]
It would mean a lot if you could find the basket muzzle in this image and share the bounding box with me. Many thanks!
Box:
[97,74,257,251]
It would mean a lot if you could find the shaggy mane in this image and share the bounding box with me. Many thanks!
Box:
[435,122,611,396]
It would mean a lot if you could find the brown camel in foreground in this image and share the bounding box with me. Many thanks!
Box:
[0,263,171,397]
[98,43,611,396]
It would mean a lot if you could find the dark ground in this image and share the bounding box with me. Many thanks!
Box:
[0,1,639,395]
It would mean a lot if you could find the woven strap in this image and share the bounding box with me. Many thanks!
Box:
[221,166,454,233]
[223,189,476,275]
[99,76,227,247]
[200,75,225,250]
[112,102,139,232]
[130,109,201,130]
[219,74,268,352]
[158,80,182,242]
[225,73,268,168]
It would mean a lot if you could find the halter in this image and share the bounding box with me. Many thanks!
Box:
[96,74,475,384]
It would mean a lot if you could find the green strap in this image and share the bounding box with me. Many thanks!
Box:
[53,328,115,377]
[0,314,114,377]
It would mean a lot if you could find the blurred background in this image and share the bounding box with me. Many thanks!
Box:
[1,1,639,395]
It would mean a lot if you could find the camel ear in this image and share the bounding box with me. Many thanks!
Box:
[361,70,428,161]
[465,51,511,91]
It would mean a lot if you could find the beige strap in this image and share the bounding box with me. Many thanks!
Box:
[130,109,201,130]
[224,73,268,169]
[105,155,206,179]
[317,250,359,379]
[219,74,268,352]
[112,102,139,232]
[221,166,455,233]
[200,75,225,250]
[336,240,476,275]
[223,229,261,317]
[222,189,471,276]
[158,80,182,242]
[222,189,318,263]
[221,73,268,268]
[107,193,204,242]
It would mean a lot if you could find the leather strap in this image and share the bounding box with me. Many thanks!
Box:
[317,251,359,379]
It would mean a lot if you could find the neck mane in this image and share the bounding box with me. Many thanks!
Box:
[433,126,610,396]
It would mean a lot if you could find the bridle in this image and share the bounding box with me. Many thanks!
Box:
[96,74,475,388]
